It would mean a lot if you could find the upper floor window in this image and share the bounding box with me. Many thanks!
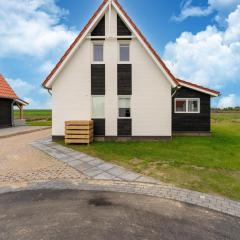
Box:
[119,43,130,62]
[93,43,104,62]
[175,98,200,113]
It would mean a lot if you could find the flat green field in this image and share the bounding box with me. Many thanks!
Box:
[14,109,52,126]
[58,111,240,201]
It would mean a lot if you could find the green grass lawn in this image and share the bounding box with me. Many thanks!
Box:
[14,109,52,126]
[58,111,240,201]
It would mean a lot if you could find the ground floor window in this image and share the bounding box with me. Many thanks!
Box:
[175,98,200,113]
[118,96,131,118]
[92,96,105,118]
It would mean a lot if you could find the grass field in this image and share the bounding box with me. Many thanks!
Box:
[14,109,52,126]
[57,111,240,201]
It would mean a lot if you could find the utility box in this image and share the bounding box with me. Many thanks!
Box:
[65,120,93,144]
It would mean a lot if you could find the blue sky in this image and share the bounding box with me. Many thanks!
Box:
[0,0,240,109]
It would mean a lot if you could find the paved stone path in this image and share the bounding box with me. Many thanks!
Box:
[30,138,240,218]
[0,130,86,184]
[1,179,240,218]
[0,126,50,138]
[31,138,159,183]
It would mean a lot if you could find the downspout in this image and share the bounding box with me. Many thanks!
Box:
[48,89,52,96]
[171,86,181,139]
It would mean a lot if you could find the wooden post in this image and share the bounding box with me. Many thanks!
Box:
[20,105,23,119]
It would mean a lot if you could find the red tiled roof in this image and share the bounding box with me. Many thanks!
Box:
[0,74,18,99]
[177,79,220,96]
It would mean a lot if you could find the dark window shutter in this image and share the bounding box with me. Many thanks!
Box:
[117,15,131,36]
[118,64,132,95]
[91,16,105,36]
[92,119,105,136]
[91,64,105,95]
[118,119,132,136]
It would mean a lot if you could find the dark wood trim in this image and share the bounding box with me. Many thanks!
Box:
[52,136,64,141]
[118,64,132,95]
[91,16,105,36]
[172,87,211,132]
[92,118,105,136]
[117,15,131,36]
[91,64,105,95]
[117,119,132,136]
[95,136,172,141]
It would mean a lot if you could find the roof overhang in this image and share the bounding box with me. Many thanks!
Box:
[14,98,29,106]
[177,79,220,97]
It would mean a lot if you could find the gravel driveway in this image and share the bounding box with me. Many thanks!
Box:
[0,129,86,184]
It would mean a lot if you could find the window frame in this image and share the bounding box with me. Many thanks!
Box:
[92,95,105,119]
[174,98,200,114]
[92,42,104,63]
[118,95,131,119]
[118,42,130,63]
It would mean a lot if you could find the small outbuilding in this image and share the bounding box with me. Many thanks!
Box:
[0,74,28,128]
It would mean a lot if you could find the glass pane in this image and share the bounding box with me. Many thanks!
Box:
[119,98,130,108]
[119,97,131,117]
[188,100,199,112]
[92,96,104,118]
[93,44,103,62]
[176,100,186,112]
[119,108,131,117]
[120,44,129,62]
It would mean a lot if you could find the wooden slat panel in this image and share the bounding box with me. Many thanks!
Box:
[66,126,93,130]
[66,135,91,139]
[65,120,93,126]
[65,130,93,135]
[65,120,94,144]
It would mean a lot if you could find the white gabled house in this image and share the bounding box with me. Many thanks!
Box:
[42,0,220,140]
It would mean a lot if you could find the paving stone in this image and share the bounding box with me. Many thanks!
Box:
[106,166,127,177]
[83,167,104,177]
[118,172,141,181]
[67,160,83,168]
[80,156,96,162]
[88,158,105,167]
[94,172,115,180]
[74,162,94,172]
[97,163,115,171]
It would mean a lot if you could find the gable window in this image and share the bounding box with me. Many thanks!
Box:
[119,43,130,62]
[119,96,131,118]
[93,43,104,62]
[92,96,105,118]
[175,98,200,113]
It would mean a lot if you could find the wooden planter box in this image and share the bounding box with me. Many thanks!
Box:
[65,120,93,144]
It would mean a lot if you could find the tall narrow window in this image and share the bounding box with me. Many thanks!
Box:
[119,96,131,118]
[93,44,103,62]
[119,43,130,62]
[92,96,105,118]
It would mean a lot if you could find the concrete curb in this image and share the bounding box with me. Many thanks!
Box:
[0,179,239,218]
[0,127,51,139]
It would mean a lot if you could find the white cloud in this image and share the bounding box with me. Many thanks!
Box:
[217,94,239,108]
[7,78,35,97]
[173,0,240,22]
[0,0,77,57]
[164,6,240,90]
[39,60,55,74]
